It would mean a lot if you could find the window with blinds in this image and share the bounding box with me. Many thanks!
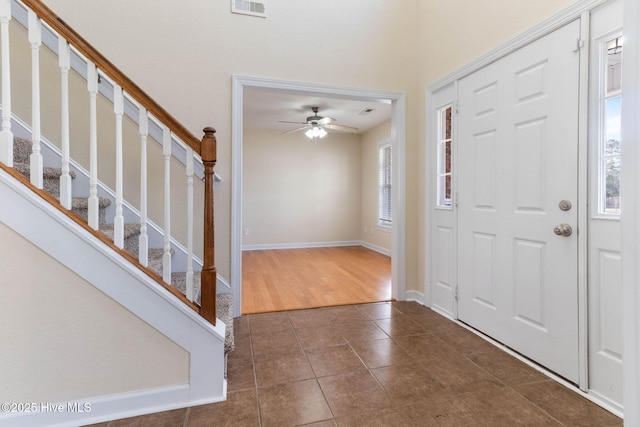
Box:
[378,142,392,228]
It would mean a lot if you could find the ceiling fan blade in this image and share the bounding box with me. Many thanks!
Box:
[318,117,335,125]
[278,120,308,125]
[282,125,309,135]
[324,123,358,133]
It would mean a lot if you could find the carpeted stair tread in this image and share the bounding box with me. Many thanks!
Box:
[71,196,112,227]
[147,247,174,275]
[71,196,112,209]
[13,162,77,180]
[171,271,201,301]
[100,222,141,239]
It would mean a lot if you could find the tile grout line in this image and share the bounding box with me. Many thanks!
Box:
[287,310,338,424]
[247,316,265,427]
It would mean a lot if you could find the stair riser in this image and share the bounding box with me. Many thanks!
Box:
[73,206,108,227]
[123,235,139,257]
[13,138,32,165]
[43,176,61,199]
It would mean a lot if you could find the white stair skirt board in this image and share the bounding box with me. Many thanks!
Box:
[0,169,227,426]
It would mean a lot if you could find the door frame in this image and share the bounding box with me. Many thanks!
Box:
[426,0,615,403]
[621,0,640,422]
[231,75,407,318]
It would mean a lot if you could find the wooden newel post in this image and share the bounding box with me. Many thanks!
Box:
[200,127,217,324]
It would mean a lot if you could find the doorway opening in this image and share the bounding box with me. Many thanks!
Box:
[231,76,406,317]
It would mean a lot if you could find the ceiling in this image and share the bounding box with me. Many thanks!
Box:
[243,88,392,135]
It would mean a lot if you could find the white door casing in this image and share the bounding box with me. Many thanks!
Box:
[457,19,581,382]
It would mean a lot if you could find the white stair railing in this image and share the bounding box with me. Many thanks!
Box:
[0,0,219,323]
[162,126,172,284]
[86,60,99,230]
[113,84,124,248]
[138,108,149,267]
[58,37,72,209]
[27,9,42,188]
[0,0,12,166]
[186,147,195,302]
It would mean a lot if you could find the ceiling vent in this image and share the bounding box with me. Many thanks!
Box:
[231,0,267,18]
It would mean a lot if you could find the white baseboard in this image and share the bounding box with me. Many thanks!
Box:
[0,382,227,427]
[242,240,392,257]
[242,240,362,251]
[405,290,425,305]
[359,240,391,256]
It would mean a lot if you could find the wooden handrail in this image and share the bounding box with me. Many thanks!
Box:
[200,127,217,324]
[19,0,201,154]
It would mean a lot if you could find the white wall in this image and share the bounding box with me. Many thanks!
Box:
[242,128,361,247]
[0,222,189,403]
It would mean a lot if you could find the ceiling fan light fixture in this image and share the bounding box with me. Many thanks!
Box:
[305,126,327,139]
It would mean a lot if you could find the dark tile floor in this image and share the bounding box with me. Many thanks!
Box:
[90,301,623,426]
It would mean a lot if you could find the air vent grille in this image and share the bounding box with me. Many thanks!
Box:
[232,0,267,17]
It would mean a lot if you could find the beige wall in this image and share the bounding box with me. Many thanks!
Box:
[243,128,361,246]
[0,223,188,403]
[33,0,580,295]
[39,0,419,285]
[360,120,392,251]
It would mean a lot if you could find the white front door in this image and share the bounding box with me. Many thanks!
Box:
[457,19,581,382]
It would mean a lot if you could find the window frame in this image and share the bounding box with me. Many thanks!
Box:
[597,34,622,216]
[377,140,392,229]
[436,104,453,208]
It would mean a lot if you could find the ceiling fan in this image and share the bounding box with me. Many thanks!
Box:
[279,106,358,139]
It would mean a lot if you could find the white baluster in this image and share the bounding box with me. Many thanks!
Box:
[185,147,194,302]
[58,38,71,209]
[87,62,99,229]
[162,126,172,283]
[113,85,124,248]
[0,0,12,166]
[28,10,42,188]
[138,108,149,267]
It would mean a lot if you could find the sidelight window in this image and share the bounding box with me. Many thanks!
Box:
[436,105,453,207]
[599,35,622,215]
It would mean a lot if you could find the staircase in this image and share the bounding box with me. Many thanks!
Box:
[11,137,235,352]
[0,0,233,425]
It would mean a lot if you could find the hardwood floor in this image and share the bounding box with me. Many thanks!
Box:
[242,246,391,314]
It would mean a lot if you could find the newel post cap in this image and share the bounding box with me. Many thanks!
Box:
[201,127,217,162]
